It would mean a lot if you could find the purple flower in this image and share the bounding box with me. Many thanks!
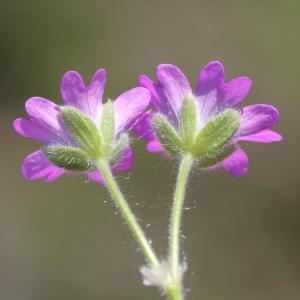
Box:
[13,69,151,183]
[134,61,282,176]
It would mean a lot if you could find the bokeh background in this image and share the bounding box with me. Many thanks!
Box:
[1,0,299,299]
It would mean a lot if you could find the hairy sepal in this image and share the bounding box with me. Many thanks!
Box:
[99,100,115,156]
[111,133,130,163]
[198,145,236,168]
[192,109,240,157]
[153,113,183,156]
[61,106,101,159]
[179,94,197,150]
[43,145,93,171]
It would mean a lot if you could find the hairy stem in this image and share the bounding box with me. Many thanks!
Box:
[166,285,185,300]
[168,153,194,298]
[97,159,159,268]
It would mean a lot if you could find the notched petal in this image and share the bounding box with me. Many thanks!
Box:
[114,87,151,134]
[221,77,252,106]
[239,104,280,136]
[156,64,192,116]
[221,148,249,176]
[60,69,106,121]
[22,150,65,182]
[195,61,224,95]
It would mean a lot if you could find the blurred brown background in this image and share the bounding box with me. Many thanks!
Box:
[0,0,299,299]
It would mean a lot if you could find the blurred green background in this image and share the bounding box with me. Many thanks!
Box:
[1,0,299,299]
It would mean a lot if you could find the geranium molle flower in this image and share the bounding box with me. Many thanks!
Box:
[134,61,282,176]
[13,69,151,183]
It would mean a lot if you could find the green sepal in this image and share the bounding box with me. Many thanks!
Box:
[179,93,197,150]
[153,113,183,156]
[111,133,130,161]
[99,100,115,156]
[198,145,236,168]
[43,145,93,171]
[61,106,101,158]
[192,109,240,157]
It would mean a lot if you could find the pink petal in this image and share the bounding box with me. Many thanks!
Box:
[86,170,105,184]
[195,61,224,96]
[114,87,151,134]
[239,129,282,143]
[195,61,225,121]
[139,75,178,126]
[14,97,68,144]
[139,75,161,111]
[131,111,163,153]
[221,77,252,106]
[156,64,192,118]
[146,140,164,153]
[112,148,135,173]
[13,118,55,144]
[22,150,65,182]
[132,111,156,142]
[60,69,106,122]
[220,148,249,176]
[195,62,252,121]
[239,104,280,136]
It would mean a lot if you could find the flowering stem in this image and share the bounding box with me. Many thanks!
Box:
[165,284,185,300]
[97,159,159,268]
[168,153,194,299]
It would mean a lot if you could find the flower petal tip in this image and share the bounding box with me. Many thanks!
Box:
[146,140,164,153]
[196,61,225,95]
[22,150,65,182]
[202,60,225,77]
[222,148,249,177]
[239,104,280,137]
[13,118,24,136]
[239,129,282,143]
[139,74,153,86]
[90,68,107,85]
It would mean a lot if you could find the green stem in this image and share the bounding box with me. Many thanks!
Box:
[168,153,194,296]
[97,159,159,268]
[166,285,185,300]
